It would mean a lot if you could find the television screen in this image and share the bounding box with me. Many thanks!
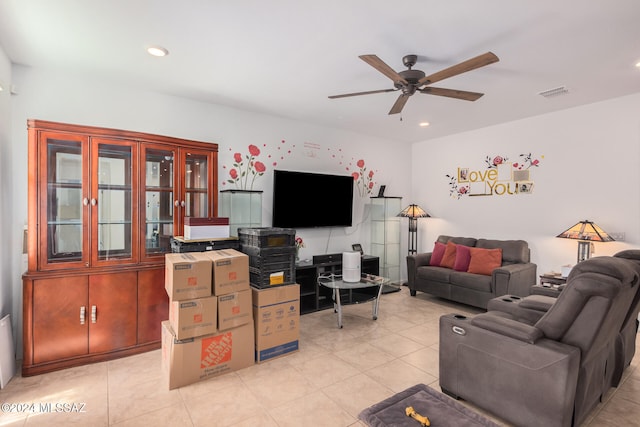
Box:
[272,170,354,228]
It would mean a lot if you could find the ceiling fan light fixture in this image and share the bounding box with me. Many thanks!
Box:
[419,121,430,127]
[147,46,169,57]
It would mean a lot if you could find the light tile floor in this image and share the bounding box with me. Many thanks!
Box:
[1,289,639,426]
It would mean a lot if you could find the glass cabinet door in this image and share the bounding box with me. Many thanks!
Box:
[183,150,210,218]
[141,145,176,260]
[177,148,215,236]
[91,138,138,265]
[39,133,90,270]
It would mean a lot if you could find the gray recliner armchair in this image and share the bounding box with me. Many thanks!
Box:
[487,250,640,388]
[439,256,639,427]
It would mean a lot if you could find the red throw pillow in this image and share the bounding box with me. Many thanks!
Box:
[467,247,503,275]
[453,245,472,272]
[429,242,447,266]
[439,241,458,269]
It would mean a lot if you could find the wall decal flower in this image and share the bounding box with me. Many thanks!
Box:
[513,153,542,170]
[485,154,509,169]
[226,144,266,190]
[445,174,470,199]
[351,159,375,197]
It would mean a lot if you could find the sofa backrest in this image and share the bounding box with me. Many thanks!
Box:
[536,256,637,353]
[436,235,477,247]
[435,235,530,264]
[476,239,530,264]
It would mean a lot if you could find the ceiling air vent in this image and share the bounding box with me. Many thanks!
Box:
[538,86,569,98]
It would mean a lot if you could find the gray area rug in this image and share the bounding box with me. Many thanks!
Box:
[358,384,501,427]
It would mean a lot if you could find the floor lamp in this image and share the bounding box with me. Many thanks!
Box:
[397,204,431,256]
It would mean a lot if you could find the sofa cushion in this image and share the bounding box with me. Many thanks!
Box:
[440,242,458,269]
[454,245,472,272]
[417,266,452,283]
[430,241,447,266]
[450,271,492,292]
[468,247,503,275]
[476,239,529,264]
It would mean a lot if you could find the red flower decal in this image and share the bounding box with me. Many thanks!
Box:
[229,169,238,179]
[234,153,242,163]
[254,161,266,173]
[248,144,260,156]
[357,159,365,168]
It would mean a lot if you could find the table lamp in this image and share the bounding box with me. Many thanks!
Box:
[556,219,614,263]
[397,204,431,255]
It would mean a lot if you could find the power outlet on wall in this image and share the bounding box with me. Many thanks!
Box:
[609,232,626,241]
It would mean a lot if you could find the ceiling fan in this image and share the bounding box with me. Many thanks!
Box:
[328,52,499,115]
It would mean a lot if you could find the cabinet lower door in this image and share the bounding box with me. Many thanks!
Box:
[88,272,137,353]
[33,276,89,364]
[137,268,168,344]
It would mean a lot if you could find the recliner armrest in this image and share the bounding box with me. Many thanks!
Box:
[471,312,544,343]
[520,295,556,311]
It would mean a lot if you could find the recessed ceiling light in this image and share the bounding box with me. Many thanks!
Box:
[635,61,640,68]
[147,46,169,57]
[419,121,430,127]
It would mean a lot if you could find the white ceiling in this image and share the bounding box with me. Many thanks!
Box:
[1,0,639,143]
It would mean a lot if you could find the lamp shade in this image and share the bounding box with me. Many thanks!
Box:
[556,220,615,242]
[397,204,431,219]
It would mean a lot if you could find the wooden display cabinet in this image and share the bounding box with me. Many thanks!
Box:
[23,120,218,376]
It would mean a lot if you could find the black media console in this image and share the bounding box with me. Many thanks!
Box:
[295,255,380,314]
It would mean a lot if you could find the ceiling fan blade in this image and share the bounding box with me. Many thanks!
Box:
[328,88,396,99]
[419,86,484,101]
[359,55,409,85]
[418,52,499,86]
[389,94,410,115]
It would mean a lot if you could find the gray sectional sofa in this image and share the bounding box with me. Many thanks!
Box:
[406,235,537,309]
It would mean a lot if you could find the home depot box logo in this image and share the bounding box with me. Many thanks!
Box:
[201,332,233,368]
[162,321,255,390]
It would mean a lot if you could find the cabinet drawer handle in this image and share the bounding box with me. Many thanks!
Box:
[80,306,86,325]
[174,200,179,207]
[91,305,97,323]
[91,198,97,206]
[180,200,185,208]
[83,198,89,206]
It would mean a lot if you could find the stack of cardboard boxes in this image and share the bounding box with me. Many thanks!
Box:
[161,228,302,389]
[240,227,301,363]
[162,250,254,389]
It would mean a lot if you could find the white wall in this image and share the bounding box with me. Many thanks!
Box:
[0,46,13,334]
[8,65,412,356]
[412,93,640,276]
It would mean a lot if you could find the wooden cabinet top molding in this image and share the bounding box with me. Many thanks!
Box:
[28,119,219,151]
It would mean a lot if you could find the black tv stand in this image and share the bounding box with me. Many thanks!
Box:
[296,255,380,314]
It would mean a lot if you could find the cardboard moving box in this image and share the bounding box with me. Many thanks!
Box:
[252,284,300,362]
[165,252,212,300]
[218,289,252,331]
[161,321,254,390]
[169,296,217,340]
[206,249,250,295]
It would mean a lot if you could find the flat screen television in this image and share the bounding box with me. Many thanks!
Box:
[272,169,354,228]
